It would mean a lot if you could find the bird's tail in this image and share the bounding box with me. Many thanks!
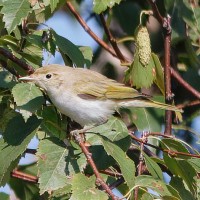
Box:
[118,99,183,112]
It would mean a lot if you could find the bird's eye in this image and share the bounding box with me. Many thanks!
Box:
[46,74,52,79]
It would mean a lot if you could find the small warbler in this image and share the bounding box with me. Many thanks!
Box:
[19,64,182,127]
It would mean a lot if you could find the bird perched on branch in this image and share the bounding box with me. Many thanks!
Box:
[19,64,182,127]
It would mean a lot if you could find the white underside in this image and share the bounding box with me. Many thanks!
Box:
[48,90,116,126]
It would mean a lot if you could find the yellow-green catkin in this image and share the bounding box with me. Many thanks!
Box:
[135,26,151,66]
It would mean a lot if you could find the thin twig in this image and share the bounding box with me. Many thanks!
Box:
[129,132,200,158]
[171,68,200,99]
[177,99,200,109]
[73,133,118,200]
[147,0,164,24]
[0,47,34,74]
[66,2,118,59]
[100,169,122,178]
[99,13,127,63]
[11,169,38,183]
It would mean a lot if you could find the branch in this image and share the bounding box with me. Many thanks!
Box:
[73,133,118,200]
[147,0,164,24]
[66,2,118,59]
[99,13,127,63]
[0,47,34,74]
[0,59,20,78]
[171,68,200,99]
[177,99,200,109]
[129,132,200,158]
[11,169,38,183]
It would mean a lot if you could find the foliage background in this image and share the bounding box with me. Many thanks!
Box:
[0,0,200,200]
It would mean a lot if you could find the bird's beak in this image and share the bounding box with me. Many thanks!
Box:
[19,76,35,82]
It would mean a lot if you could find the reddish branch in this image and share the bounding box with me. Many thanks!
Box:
[0,47,34,74]
[129,132,200,158]
[11,169,38,183]
[99,14,127,63]
[66,2,118,59]
[73,133,118,200]
[177,99,200,109]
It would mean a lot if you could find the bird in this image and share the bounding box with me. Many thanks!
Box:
[19,64,182,127]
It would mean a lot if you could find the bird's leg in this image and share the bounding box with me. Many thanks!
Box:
[70,125,95,137]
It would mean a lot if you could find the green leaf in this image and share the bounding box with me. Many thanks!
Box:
[12,83,45,120]
[101,137,135,190]
[93,0,122,14]
[79,46,93,68]
[143,152,163,180]
[87,116,131,151]
[36,137,71,194]
[135,175,175,197]
[71,173,108,200]
[0,115,41,186]
[125,54,156,89]
[0,193,9,200]
[50,0,65,12]
[152,53,165,95]
[0,71,16,89]
[0,0,32,33]
[188,158,200,172]
[125,107,163,132]
[162,140,197,196]
[52,30,86,67]
[170,176,195,200]
[40,106,66,140]
[164,0,200,40]
[0,108,19,132]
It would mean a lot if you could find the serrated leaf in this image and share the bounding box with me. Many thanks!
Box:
[12,83,45,120]
[87,116,131,151]
[93,0,122,14]
[143,152,163,180]
[100,137,135,190]
[0,0,32,33]
[71,173,108,200]
[126,54,155,89]
[135,175,174,197]
[52,30,85,67]
[0,115,41,186]
[37,138,71,194]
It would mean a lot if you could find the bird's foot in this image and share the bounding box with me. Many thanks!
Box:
[70,125,94,143]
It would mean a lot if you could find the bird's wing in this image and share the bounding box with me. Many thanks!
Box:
[75,77,142,100]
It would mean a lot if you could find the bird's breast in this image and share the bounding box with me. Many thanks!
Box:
[48,90,116,126]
